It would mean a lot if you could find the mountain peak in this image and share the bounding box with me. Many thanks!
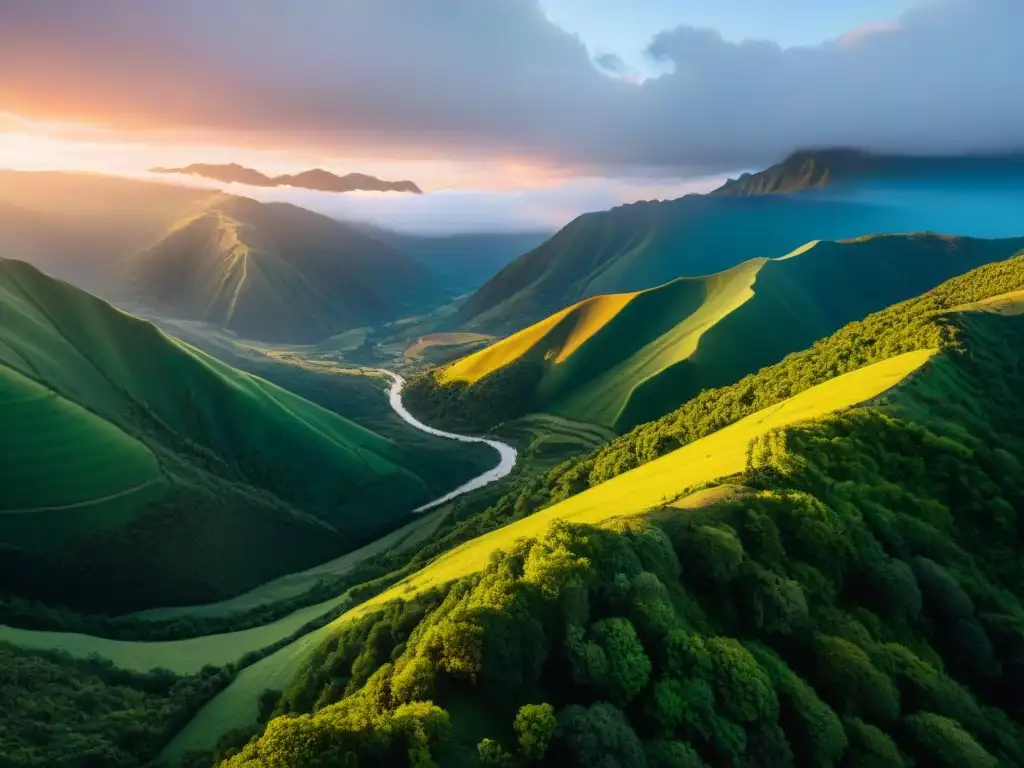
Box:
[150,163,422,194]
[710,147,877,197]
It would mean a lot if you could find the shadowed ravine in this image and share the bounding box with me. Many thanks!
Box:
[382,370,518,511]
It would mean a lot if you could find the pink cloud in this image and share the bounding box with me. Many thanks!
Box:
[839,18,902,48]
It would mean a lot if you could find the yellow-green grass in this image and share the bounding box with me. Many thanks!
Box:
[352,349,934,604]
[443,290,639,382]
[405,332,493,358]
[444,234,1023,430]
[0,595,350,675]
[158,348,934,763]
[0,508,456,674]
[957,289,1024,316]
[443,258,761,424]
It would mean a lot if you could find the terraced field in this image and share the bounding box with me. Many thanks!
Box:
[153,347,934,762]
[442,234,1023,429]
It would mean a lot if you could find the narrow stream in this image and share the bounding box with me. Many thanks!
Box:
[383,371,518,511]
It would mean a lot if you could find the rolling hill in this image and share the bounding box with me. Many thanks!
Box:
[0,258,488,611]
[427,234,1024,430]
[165,254,1024,764]
[0,170,216,292]
[126,195,437,342]
[9,253,1024,767]
[459,150,1024,333]
[151,163,423,193]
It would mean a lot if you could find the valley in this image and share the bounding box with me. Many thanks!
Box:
[7,6,1024,766]
[5,152,1024,768]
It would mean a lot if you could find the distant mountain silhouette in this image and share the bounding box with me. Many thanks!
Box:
[711,148,1024,196]
[151,162,423,194]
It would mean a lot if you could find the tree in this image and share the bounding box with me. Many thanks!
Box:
[647,676,689,737]
[514,703,557,761]
[556,703,646,768]
[565,623,610,688]
[901,712,998,768]
[522,535,591,599]
[856,557,922,622]
[424,618,484,682]
[748,644,847,767]
[627,524,681,582]
[663,630,712,680]
[911,558,974,620]
[704,637,777,724]
[684,525,745,586]
[254,715,336,768]
[390,656,435,705]
[840,718,906,768]
[630,572,680,641]
[810,635,900,723]
[744,564,809,636]
[477,738,515,767]
[591,617,653,705]
[644,739,708,768]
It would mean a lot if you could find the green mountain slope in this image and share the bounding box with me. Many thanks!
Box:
[0,259,482,611]
[458,194,905,332]
[183,258,1024,768]
[127,195,436,342]
[458,151,1024,334]
[418,234,1024,430]
[9,250,1024,768]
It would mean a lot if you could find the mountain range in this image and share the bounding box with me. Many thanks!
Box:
[458,149,1024,333]
[711,147,1024,197]
[417,233,1024,429]
[151,162,423,193]
[6,145,1024,768]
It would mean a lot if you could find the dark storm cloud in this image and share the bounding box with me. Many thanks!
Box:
[0,0,1020,173]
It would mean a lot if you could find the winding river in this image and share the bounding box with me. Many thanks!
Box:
[0,369,522,764]
[124,369,517,620]
[382,371,518,511]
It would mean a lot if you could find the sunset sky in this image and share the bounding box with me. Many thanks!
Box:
[0,0,1018,197]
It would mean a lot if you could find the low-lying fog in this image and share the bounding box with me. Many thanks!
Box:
[138,171,728,234]
[140,170,1024,242]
